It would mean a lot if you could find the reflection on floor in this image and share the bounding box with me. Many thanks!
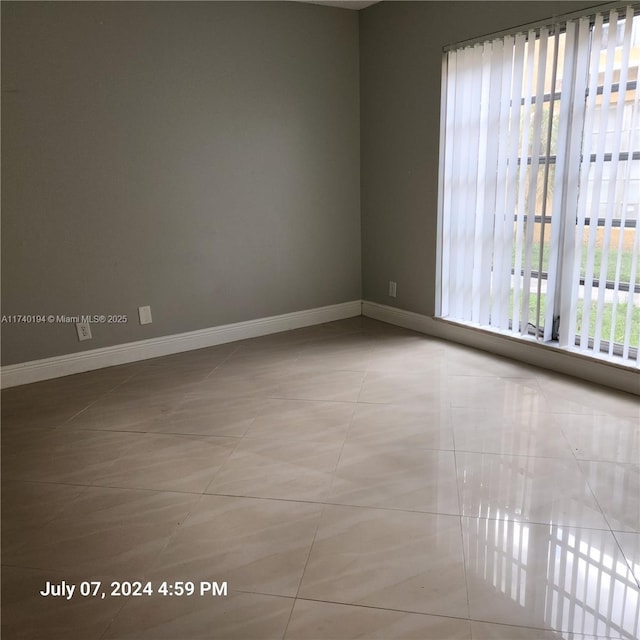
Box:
[1,317,638,639]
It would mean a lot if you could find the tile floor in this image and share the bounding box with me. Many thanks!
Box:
[1,317,639,639]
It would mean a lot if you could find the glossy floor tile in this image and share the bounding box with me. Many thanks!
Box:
[3,486,200,577]
[277,369,367,403]
[469,620,603,639]
[205,437,343,501]
[284,600,472,639]
[448,375,547,412]
[63,390,182,432]
[536,372,640,419]
[579,461,640,533]
[358,370,450,405]
[152,394,263,437]
[557,413,640,463]
[614,531,640,587]
[451,408,574,458]
[346,402,454,450]
[145,494,323,597]
[456,452,610,529]
[2,317,638,639]
[244,398,355,442]
[1,566,128,640]
[298,506,469,617]
[328,445,460,513]
[102,590,295,640]
[463,518,639,638]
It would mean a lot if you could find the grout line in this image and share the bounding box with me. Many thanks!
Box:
[610,530,640,590]
[282,503,326,639]
[559,418,620,536]
[199,427,248,496]
[4,477,630,534]
[236,590,615,639]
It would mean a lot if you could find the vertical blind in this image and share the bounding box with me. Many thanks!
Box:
[439,5,640,366]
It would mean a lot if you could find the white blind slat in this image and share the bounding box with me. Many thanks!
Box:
[472,43,492,324]
[622,41,640,362]
[593,10,622,353]
[441,51,457,318]
[605,8,635,355]
[479,39,504,326]
[514,31,537,335]
[573,14,605,352]
[462,46,484,322]
[451,47,468,320]
[544,28,571,342]
[490,37,513,330]
[503,33,526,334]
[522,30,550,337]
[536,31,560,341]
[579,14,607,349]
[559,16,591,349]
[458,47,475,322]
[623,220,640,362]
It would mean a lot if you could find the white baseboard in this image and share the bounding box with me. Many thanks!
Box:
[4,298,637,395]
[363,301,435,335]
[1,301,362,389]
[362,300,639,396]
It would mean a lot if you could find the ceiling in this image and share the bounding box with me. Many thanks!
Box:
[293,1,381,10]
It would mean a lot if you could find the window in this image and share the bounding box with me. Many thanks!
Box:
[438,5,639,367]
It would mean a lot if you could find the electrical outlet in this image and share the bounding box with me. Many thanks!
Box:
[138,305,153,325]
[389,281,397,298]
[76,322,92,341]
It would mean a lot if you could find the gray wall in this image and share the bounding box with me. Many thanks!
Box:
[1,1,361,365]
[360,0,603,317]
